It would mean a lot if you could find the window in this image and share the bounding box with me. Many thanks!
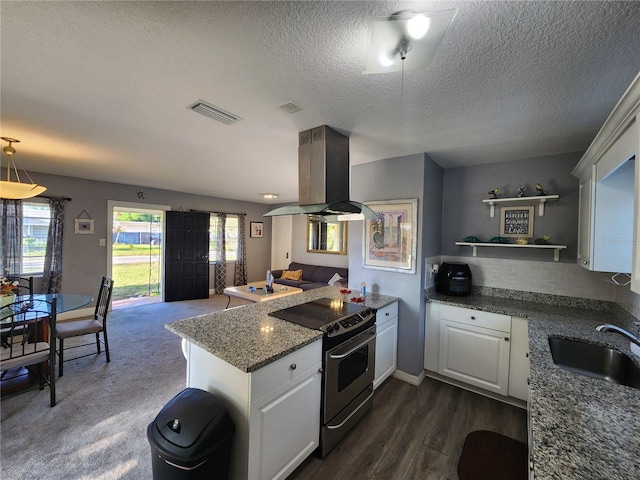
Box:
[22,202,51,274]
[209,214,238,262]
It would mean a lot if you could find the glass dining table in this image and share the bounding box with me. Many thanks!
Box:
[1,293,93,323]
[1,293,93,395]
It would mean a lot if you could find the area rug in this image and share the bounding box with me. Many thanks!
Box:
[457,429,528,480]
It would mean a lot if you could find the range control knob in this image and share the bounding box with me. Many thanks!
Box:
[333,323,340,331]
[326,324,334,333]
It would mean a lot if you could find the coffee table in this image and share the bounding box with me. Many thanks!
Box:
[223,281,303,306]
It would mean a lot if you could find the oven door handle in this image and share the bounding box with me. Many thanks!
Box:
[328,330,375,359]
[326,389,374,430]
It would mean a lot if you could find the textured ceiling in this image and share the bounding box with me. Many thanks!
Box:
[1,1,639,203]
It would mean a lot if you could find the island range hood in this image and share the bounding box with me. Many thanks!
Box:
[264,125,378,221]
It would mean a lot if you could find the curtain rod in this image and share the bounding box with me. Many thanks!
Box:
[190,209,246,216]
[38,195,72,201]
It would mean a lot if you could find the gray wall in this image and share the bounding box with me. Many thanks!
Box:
[441,153,582,261]
[350,153,444,377]
[29,172,273,301]
[290,215,349,268]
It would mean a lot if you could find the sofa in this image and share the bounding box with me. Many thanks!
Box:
[272,262,348,291]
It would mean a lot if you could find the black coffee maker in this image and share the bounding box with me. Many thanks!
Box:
[436,262,472,295]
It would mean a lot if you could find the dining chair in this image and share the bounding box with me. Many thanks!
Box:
[6,276,34,295]
[56,276,114,377]
[0,298,57,407]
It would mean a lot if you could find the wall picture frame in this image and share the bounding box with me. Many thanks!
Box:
[363,199,418,274]
[500,206,534,238]
[250,221,264,238]
[74,218,94,235]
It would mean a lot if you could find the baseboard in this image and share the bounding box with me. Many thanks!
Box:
[424,370,527,409]
[391,368,426,386]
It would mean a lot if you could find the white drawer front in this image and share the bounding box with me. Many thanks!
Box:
[439,304,510,332]
[251,340,322,401]
[376,302,398,327]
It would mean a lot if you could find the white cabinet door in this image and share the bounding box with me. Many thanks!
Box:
[424,302,440,372]
[439,319,511,395]
[374,303,398,389]
[249,364,321,480]
[508,316,530,401]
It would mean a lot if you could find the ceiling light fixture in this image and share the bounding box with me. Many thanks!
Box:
[364,9,457,77]
[261,193,280,200]
[1,137,47,199]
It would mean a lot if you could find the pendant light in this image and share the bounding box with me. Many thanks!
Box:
[0,137,47,199]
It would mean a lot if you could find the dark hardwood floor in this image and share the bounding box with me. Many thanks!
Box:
[289,376,527,480]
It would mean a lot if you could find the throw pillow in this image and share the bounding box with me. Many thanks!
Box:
[281,269,303,281]
[328,273,344,286]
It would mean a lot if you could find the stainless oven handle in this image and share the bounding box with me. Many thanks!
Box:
[326,389,374,430]
[329,329,375,359]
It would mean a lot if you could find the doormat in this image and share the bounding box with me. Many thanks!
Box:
[457,430,527,480]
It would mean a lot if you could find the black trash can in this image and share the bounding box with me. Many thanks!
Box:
[147,388,235,480]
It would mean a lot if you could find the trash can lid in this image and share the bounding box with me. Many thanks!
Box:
[154,388,233,449]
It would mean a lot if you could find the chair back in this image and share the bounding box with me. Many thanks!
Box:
[6,276,34,296]
[94,277,114,324]
[0,298,56,370]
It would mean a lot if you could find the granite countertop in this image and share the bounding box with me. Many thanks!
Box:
[428,291,640,480]
[166,286,399,373]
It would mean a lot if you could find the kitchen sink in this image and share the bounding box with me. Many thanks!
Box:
[548,336,640,389]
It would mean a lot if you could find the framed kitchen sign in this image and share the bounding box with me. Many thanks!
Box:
[250,222,264,238]
[500,206,534,238]
[363,199,417,274]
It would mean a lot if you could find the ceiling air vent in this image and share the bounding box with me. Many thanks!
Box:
[279,101,303,114]
[188,100,241,125]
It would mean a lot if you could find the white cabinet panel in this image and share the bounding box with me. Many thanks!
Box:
[185,340,322,480]
[438,319,511,395]
[508,316,530,401]
[249,367,321,480]
[374,303,398,389]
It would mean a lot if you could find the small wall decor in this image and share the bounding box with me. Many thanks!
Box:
[74,209,94,235]
[363,199,418,274]
[250,222,264,238]
[500,206,534,238]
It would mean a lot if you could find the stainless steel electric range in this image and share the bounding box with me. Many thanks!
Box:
[269,297,377,457]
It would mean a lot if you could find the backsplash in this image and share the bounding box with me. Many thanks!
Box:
[429,255,640,318]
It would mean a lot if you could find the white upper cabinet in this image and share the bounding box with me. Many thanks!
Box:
[572,72,640,287]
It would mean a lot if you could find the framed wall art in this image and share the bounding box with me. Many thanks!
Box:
[74,209,94,235]
[250,222,264,238]
[500,206,534,238]
[363,199,418,274]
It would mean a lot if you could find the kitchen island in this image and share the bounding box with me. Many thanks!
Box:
[166,286,399,480]
[428,290,639,480]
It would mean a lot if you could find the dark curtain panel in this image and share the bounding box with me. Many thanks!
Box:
[0,199,23,276]
[234,215,247,286]
[42,197,66,293]
[213,213,227,294]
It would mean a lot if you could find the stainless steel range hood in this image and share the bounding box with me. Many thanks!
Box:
[264,125,377,221]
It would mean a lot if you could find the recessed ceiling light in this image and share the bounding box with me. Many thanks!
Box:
[261,193,280,199]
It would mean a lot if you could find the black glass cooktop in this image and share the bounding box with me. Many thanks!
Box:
[269,297,367,330]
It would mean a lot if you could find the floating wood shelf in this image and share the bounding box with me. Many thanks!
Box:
[482,195,560,217]
[455,242,568,262]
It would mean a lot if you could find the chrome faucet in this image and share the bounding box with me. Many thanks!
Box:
[595,323,640,347]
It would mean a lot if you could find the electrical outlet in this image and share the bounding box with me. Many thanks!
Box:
[427,263,433,279]
[99,238,106,247]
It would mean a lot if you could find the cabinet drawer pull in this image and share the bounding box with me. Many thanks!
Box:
[385,312,390,316]
[470,316,476,320]
[290,363,297,371]
[504,337,510,342]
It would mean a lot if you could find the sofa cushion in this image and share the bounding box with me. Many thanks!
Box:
[275,279,312,288]
[280,269,303,281]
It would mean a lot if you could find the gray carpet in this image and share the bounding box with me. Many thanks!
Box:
[0,295,249,480]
